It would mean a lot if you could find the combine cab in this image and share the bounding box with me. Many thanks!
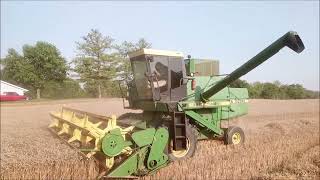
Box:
[49,31,305,178]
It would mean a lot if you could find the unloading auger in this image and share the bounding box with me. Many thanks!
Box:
[49,31,305,178]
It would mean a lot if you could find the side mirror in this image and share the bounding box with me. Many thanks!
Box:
[146,56,154,62]
[180,76,194,85]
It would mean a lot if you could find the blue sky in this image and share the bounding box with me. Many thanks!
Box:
[1,1,319,90]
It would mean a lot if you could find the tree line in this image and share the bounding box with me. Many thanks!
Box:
[0,29,150,99]
[229,79,319,99]
[0,29,318,100]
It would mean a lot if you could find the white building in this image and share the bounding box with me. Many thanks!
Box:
[0,80,29,95]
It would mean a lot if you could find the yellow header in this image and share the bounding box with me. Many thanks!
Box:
[128,48,184,58]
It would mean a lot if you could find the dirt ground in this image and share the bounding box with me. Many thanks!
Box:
[1,99,319,179]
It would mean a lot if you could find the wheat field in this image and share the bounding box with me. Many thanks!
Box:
[1,99,319,179]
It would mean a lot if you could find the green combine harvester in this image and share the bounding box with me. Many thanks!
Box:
[49,31,305,178]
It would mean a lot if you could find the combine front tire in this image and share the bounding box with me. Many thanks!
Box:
[168,125,197,161]
[224,126,245,145]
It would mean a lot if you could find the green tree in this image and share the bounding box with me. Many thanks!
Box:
[217,78,318,100]
[73,29,116,98]
[248,82,263,98]
[42,78,85,99]
[229,79,250,88]
[304,89,319,99]
[115,38,152,58]
[1,49,31,86]
[284,84,306,99]
[2,42,67,98]
[278,85,289,99]
[260,83,279,99]
[114,38,152,77]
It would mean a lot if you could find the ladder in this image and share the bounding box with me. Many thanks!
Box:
[172,112,188,151]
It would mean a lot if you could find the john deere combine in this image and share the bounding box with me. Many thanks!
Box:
[49,31,305,178]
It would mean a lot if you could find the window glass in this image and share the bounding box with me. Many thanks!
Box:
[149,56,168,94]
[132,60,152,99]
[170,57,184,89]
[171,70,183,89]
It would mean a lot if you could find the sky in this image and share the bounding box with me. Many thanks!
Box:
[1,1,319,90]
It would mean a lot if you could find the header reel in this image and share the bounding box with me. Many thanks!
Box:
[49,107,169,178]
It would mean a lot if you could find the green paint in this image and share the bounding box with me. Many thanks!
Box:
[132,128,156,147]
[132,120,147,130]
[189,59,196,74]
[185,76,249,101]
[107,128,170,177]
[185,110,222,135]
[107,146,148,177]
[221,102,248,119]
[147,128,169,170]
[185,58,195,75]
[101,128,125,157]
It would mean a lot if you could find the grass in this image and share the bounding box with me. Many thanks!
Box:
[1,100,319,179]
[144,115,319,180]
[1,160,98,180]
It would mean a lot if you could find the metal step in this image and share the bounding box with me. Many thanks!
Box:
[172,112,187,151]
[175,136,186,139]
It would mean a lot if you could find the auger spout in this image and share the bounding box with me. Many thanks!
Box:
[200,31,305,102]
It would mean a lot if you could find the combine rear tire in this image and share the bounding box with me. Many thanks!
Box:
[168,125,197,161]
[224,126,245,145]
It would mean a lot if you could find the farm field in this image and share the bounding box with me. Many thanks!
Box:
[1,98,319,179]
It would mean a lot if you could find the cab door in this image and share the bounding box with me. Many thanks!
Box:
[148,56,170,101]
[169,57,187,101]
